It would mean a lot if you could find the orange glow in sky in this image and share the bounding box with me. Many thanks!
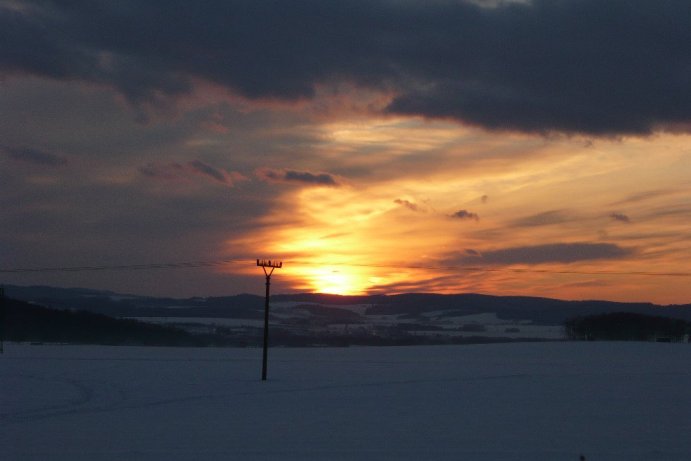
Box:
[229,120,691,304]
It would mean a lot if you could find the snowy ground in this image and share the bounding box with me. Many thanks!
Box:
[2,342,691,461]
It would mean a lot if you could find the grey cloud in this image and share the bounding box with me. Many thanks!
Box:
[451,209,479,221]
[2,145,67,166]
[458,242,633,265]
[394,199,420,212]
[188,160,229,184]
[3,1,691,135]
[285,170,338,186]
[139,160,238,185]
[609,212,631,223]
[257,168,339,186]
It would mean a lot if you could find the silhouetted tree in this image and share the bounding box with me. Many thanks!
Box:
[3,297,208,346]
[565,312,690,342]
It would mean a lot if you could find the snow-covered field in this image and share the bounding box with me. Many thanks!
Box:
[2,342,690,461]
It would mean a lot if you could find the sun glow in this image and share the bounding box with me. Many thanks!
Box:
[299,266,368,295]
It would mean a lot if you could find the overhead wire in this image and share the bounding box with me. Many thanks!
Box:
[1,258,690,277]
[0,258,249,273]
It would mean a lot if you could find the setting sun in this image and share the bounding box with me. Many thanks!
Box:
[307,268,363,295]
[277,259,377,295]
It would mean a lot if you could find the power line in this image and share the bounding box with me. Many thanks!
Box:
[283,260,691,278]
[0,258,249,273]
[1,258,690,278]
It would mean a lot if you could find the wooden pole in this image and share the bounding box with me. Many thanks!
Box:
[261,269,271,380]
[0,287,5,354]
[257,260,282,381]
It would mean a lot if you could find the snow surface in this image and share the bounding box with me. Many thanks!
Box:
[2,342,691,461]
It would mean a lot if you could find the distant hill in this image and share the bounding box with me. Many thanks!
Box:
[3,284,691,325]
[1,285,266,319]
[1,296,215,346]
[3,284,691,346]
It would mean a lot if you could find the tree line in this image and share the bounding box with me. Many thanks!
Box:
[565,312,691,342]
[1,297,232,347]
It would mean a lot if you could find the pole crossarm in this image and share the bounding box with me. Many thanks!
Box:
[257,259,282,268]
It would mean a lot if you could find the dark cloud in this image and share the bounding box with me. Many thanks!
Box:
[458,242,633,265]
[385,0,691,135]
[187,160,229,184]
[256,168,339,186]
[284,170,338,186]
[394,199,421,212]
[609,212,631,223]
[451,209,479,221]
[139,160,239,185]
[3,1,691,135]
[2,145,67,166]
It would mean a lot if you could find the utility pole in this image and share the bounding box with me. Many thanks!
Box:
[257,259,282,381]
[0,287,5,354]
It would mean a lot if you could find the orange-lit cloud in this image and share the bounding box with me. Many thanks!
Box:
[223,119,691,303]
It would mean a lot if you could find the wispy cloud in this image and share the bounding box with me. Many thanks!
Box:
[611,189,678,206]
[456,242,633,265]
[510,210,571,227]
[2,145,67,166]
[187,160,232,184]
[139,160,242,186]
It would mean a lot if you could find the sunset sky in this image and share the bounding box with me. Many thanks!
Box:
[2,0,691,303]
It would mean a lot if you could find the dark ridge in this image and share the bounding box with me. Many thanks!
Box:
[3,284,691,326]
[2,297,207,346]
